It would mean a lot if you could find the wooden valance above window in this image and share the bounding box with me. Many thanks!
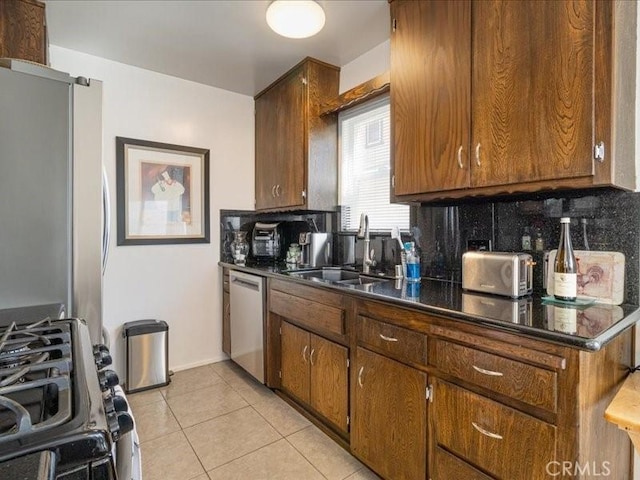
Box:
[319,71,390,116]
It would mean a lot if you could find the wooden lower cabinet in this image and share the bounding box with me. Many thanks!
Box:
[280,321,349,433]
[352,346,427,480]
[266,279,631,480]
[432,447,492,480]
[432,379,555,480]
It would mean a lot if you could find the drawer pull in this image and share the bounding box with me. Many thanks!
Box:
[379,333,398,343]
[309,348,315,366]
[358,366,364,388]
[472,421,503,440]
[302,345,308,363]
[472,365,503,377]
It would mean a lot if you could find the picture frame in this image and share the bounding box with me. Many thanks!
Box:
[115,137,210,245]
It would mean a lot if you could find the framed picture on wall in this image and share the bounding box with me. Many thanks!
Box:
[116,137,210,245]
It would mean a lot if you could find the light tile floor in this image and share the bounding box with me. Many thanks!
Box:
[129,360,381,480]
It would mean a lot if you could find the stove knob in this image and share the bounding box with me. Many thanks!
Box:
[109,412,134,442]
[98,369,119,392]
[94,349,113,369]
[116,412,134,438]
[93,344,109,355]
[112,395,129,413]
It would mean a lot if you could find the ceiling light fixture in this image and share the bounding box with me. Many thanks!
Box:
[266,0,326,39]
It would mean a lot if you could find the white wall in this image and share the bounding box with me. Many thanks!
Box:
[339,40,390,94]
[50,45,255,376]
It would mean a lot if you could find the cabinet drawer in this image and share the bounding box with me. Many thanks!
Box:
[270,289,344,336]
[357,316,427,366]
[431,339,557,413]
[432,447,492,480]
[435,381,556,480]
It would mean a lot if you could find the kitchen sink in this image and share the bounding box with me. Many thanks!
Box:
[334,276,385,286]
[287,267,361,282]
[286,267,390,288]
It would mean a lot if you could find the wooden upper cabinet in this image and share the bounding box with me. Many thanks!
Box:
[254,58,340,212]
[390,0,637,202]
[471,0,594,188]
[0,0,47,65]
[391,0,471,196]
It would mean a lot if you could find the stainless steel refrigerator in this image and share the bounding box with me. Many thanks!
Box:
[0,59,106,344]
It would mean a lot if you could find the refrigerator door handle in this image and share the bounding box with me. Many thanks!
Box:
[102,165,111,274]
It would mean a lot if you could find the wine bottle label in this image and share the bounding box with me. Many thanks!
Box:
[553,306,577,334]
[554,273,577,298]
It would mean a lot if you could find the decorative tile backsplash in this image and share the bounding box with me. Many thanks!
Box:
[220,189,640,305]
[412,189,640,304]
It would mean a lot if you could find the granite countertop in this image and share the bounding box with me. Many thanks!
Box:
[220,261,640,351]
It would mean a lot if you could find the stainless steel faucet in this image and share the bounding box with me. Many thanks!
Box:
[357,213,375,274]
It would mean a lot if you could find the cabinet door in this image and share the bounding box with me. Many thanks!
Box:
[471,0,594,187]
[309,333,349,434]
[391,0,471,195]
[255,69,306,210]
[255,89,279,210]
[273,69,306,209]
[352,347,427,480]
[280,321,310,404]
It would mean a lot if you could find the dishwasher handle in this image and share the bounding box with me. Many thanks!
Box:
[231,275,261,292]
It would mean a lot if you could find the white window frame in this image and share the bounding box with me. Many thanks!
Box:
[338,94,409,232]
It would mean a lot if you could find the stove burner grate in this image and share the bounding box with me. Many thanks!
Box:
[0,318,73,442]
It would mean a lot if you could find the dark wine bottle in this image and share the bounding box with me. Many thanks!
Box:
[554,217,577,301]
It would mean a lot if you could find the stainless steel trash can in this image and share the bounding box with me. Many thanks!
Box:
[123,319,170,393]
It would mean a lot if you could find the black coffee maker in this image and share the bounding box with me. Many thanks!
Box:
[251,222,282,259]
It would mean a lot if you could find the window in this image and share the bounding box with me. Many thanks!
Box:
[339,95,409,231]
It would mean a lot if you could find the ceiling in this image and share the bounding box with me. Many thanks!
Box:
[45,0,390,97]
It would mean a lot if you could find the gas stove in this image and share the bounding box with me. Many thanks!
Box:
[0,307,135,479]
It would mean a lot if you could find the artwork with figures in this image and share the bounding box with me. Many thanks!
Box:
[141,162,191,226]
[116,137,210,245]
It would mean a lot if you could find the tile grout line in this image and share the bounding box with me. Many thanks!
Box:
[249,398,311,438]
[203,437,286,476]
[281,431,330,480]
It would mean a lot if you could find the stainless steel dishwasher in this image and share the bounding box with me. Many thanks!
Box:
[229,270,266,383]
